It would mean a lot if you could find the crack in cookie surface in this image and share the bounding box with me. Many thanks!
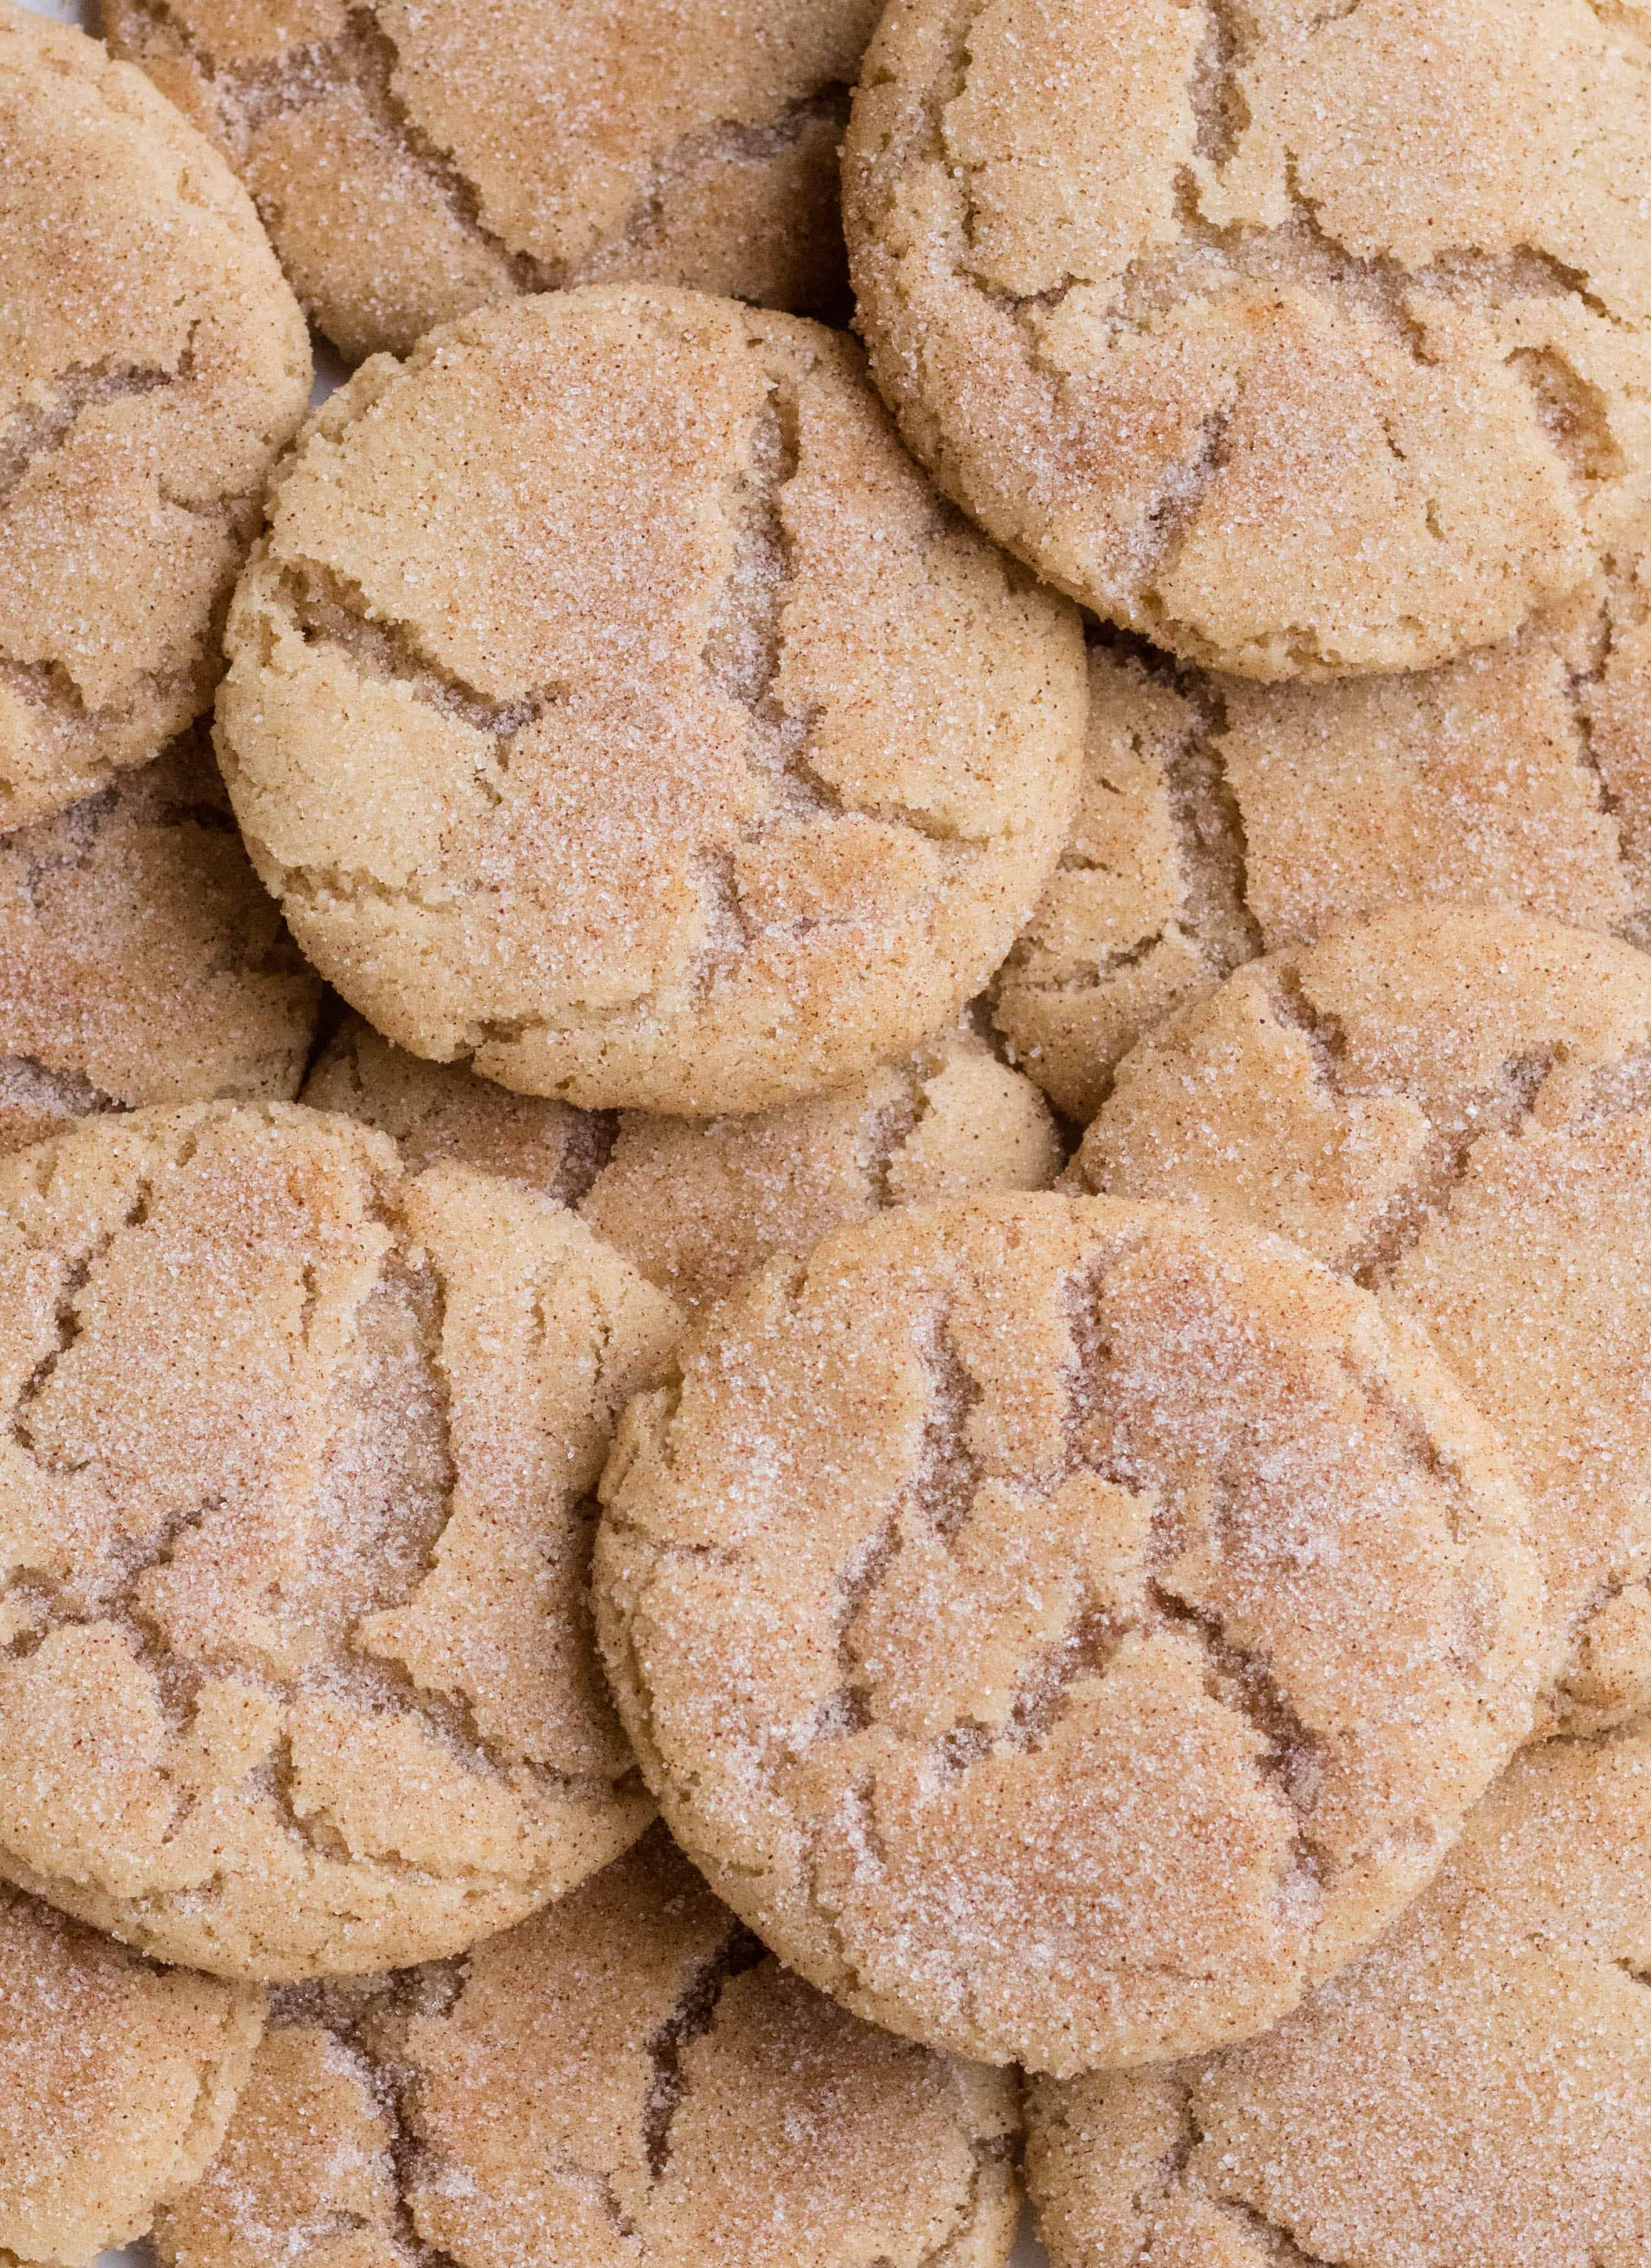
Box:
[0,357,178,512]
[279,559,557,747]
[640,1920,768,2182]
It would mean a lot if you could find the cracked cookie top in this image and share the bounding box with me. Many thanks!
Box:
[0,1883,262,2268]
[154,1827,1021,2268]
[303,1010,1064,1312]
[0,1100,682,1980]
[102,0,886,363]
[218,286,1086,1116]
[1027,1726,1651,2268]
[842,0,1651,679]
[593,1193,1544,2075]
[998,521,1651,1121]
[0,5,311,830]
[1076,905,1651,1739]
[0,727,320,1156]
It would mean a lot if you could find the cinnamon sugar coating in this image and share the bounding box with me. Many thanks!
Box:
[302,1011,1064,1312]
[0,4,310,829]
[102,0,885,362]
[595,1194,1543,2075]
[218,287,1084,1116]
[155,1828,1020,2268]
[0,729,319,1156]
[0,1884,261,2268]
[998,520,1651,1119]
[843,0,1651,680]
[1076,905,1651,1737]
[1027,1728,1651,2268]
[0,1101,680,1980]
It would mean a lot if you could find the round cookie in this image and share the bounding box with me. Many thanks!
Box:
[102,0,885,364]
[1074,906,1651,1736]
[842,0,1651,680]
[1025,1727,1651,2268]
[997,522,1651,1120]
[0,1884,262,2268]
[155,1826,1021,2268]
[218,286,1085,1115]
[595,1192,1544,2074]
[303,1010,1064,1310]
[0,728,319,1155]
[0,5,311,830]
[0,1100,680,1980]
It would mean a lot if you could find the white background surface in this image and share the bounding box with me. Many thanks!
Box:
[20,0,1051,2255]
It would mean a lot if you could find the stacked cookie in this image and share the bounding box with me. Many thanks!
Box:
[3,1,1650,2264]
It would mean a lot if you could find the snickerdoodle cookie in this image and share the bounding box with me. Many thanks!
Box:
[219,287,1084,1115]
[843,0,1651,680]
[0,1101,680,1980]
[595,1194,1543,2074]
[996,521,1651,1120]
[0,729,318,1155]
[155,1827,1021,2268]
[0,4,310,830]
[0,1884,261,2268]
[1075,907,1651,1737]
[303,1010,1063,1311]
[103,0,885,362]
[1027,1727,1651,2268]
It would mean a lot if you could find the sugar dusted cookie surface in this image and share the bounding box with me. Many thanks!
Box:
[580,1015,1064,1307]
[155,1828,1020,2268]
[1076,906,1651,1736]
[0,728,319,1154]
[103,0,885,361]
[0,1101,680,1980]
[995,639,1261,1124]
[1027,1728,1651,2268]
[0,4,311,829]
[844,0,1651,680]
[596,1193,1542,2075]
[300,1015,618,1211]
[0,1884,261,2268]
[220,287,1084,1116]
[997,525,1651,1120]
[303,1010,1064,1311]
